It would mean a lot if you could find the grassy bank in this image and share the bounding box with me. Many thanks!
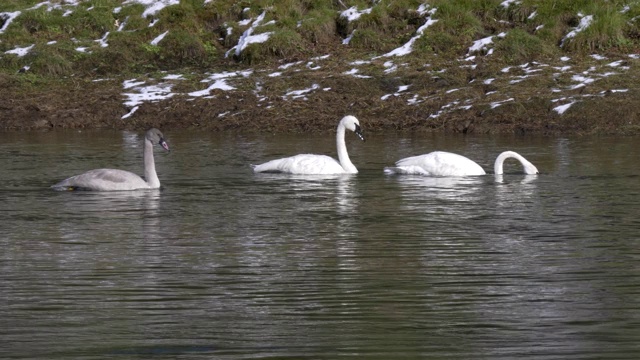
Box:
[0,0,639,133]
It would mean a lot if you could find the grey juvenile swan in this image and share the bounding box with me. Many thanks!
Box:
[51,128,170,191]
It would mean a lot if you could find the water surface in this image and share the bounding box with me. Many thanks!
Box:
[2,130,640,359]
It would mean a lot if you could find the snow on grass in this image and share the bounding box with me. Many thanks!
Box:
[121,79,175,118]
[490,98,514,109]
[561,14,593,46]
[500,0,521,7]
[5,44,34,57]
[28,1,81,12]
[123,0,179,18]
[340,6,372,22]
[343,68,372,79]
[162,74,184,80]
[377,5,438,58]
[0,11,21,34]
[189,70,253,97]
[283,83,320,100]
[468,32,506,56]
[95,32,109,48]
[342,30,356,45]
[226,11,273,58]
[552,101,577,115]
[150,31,168,45]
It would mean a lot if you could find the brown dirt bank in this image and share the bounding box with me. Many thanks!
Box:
[1,75,638,135]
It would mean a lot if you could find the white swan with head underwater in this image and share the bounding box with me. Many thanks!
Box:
[51,128,170,191]
[252,115,365,174]
[384,150,538,176]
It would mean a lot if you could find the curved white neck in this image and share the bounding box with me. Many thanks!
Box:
[494,151,526,175]
[143,138,160,188]
[336,124,357,174]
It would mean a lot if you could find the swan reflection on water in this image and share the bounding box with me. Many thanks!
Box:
[391,175,485,204]
[253,173,358,216]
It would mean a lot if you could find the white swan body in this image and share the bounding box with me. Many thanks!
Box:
[384,151,486,176]
[384,150,538,176]
[51,128,169,191]
[252,115,365,174]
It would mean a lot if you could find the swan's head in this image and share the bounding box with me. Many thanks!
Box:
[494,151,538,175]
[146,128,170,151]
[341,115,365,142]
[523,162,539,175]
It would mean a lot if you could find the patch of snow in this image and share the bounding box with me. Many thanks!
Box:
[553,101,576,114]
[279,61,303,70]
[123,0,180,18]
[572,74,595,85]
[122,81,175,117]
[384,61,398,74]
[484,78,495,85]
[343,30,356,45]
[95,32,109,48]
[5,44,34,57]
[561,14,593,46]
[468,32,506,55]
[163,74,184,80]
[150,30,168,45]
[591,54,607,60]
[284,83,320,100]
[122,106,139,119]
[0,11,21,34]
[501,0,521,7]
[378,6,438,58]
[189,80,235,97]
[343,68,371,79]
[306,62,321,70]
[340,6,372,22]
[490,98,514,109]
[226,11,273,57]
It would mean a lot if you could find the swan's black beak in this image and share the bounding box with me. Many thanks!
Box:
[354,124,365,142]
[159,138,170,152]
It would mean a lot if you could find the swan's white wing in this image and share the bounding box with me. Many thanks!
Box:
[252,154,346,174]
[395,151,486,176]
[52,169,150,191]
[384,166,432,175]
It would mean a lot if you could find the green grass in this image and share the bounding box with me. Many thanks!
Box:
[1,0,639,81]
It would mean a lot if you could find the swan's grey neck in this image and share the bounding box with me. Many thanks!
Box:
[336,123,357,173]
[494,151,528,175]
[143,138,160,188]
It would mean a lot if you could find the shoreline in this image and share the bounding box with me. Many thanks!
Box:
[1,78,638,135]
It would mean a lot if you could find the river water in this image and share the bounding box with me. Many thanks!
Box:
[1,129,640,359]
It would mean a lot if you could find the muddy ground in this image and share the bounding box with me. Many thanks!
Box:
[1,72,638,135]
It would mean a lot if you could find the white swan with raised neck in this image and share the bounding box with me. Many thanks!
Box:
[252,115,365,174]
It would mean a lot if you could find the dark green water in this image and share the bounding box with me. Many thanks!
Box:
[2,130,640,359]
